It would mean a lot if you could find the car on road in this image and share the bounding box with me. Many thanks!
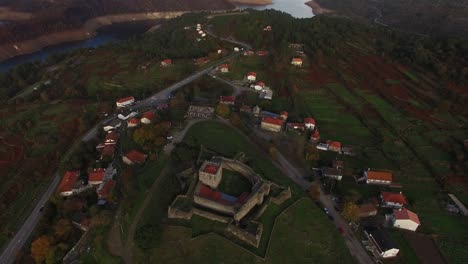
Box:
[323,207,329,214]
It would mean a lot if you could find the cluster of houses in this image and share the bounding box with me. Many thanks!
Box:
[242,50,268,57]
[195,23,206,41]
[116,96,135,108]
[127,110,156,128]
[258,110,317,135]
[245,72,273,100]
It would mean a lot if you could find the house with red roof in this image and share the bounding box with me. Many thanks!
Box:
[261,117,284,133]
[219,96,236,105]
[122,150,147,165]
[141,111,155,125]
[240,105,252,113]
[161,59,172,67]
[287,122,305,131]
[219,64,229,73]
[116,96,135,108]
[243,50,255,56]
[199,160,223,188]
[88,168,105,185]
[381,191,408,209]
[280,111,288,120]
[364,169,393,185]
[311,130,320,142]
[256,51,268,56]
[291,57,303,66]
[104,131,119,145]
[392,208,420,231]
[358,203,378,218]
[304,117,315,130]
[247,72,257,82]
[127,118,140,128]
[100,145,115,160]
[326,140,342,152]
[97,180,116,199]
[254,81,265,91]
[58,171,80,196]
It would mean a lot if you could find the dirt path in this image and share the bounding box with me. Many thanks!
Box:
[107,209,128,262]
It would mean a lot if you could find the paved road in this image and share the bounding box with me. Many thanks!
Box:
[274,151,374,264]
[207,73,250,96]
[0,50,241,264]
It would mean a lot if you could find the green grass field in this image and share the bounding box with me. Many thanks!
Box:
[136,198,353,264]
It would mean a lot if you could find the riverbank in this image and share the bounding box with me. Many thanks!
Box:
[0,11,188,63]
[305,0,334,15]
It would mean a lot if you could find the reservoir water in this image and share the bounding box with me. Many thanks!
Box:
[0,3,314,72]
[237,0,314,18]
[0,21,157,72]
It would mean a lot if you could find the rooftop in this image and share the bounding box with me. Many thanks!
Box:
[142,111,155,120]
[262,117,284,126]
[58,171,79,193]
[203,164,220,174]
[367,170,393,182]
[88,168,105,182]
[393,208,420,224]
[124,150,146,163]
[116,96,134,103]
[381,191,408,205]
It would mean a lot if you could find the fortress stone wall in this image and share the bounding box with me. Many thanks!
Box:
[234,182,271,222]
[194,195,236,215]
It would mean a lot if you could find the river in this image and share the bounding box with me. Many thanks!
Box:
[237,0,314,18]
[0,21,157,72]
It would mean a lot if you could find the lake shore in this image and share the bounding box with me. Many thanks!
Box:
[0,11,189,63]
[305,0,334,15]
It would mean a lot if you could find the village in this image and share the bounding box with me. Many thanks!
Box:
[34,17,468,264]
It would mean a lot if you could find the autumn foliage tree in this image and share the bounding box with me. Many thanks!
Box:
[215,104,230,118]
[133,123,168,150]
[342,202,360,223]
[31,235,51,264]
[53,219,73,241]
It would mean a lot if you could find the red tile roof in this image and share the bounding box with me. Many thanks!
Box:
[304,117,315,125]
[220,64,228,69]
[98,180,116,198]
[358,203,378,217]
[124,150,146,164]
[88,168,105,182]
[381,191,408,205]
[58,171,79,193]
[142,111,155,121]
[327,140,341,149]
[292,57,303,63]
[101,145,115,158]
[311,130,320,139]
[203,164,219,174]
[367,171,393,182]
[256,51,268,56]
[128,118,139,125]
[161,59,172,65]
[256,81,265,87]
[393,208,420,224]
[247,72,257,77]
[281,111,288,117]
[220,96,235,103]
[262,117,284,126]
[116,96,134,104]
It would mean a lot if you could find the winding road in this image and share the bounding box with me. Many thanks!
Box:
[0,29,246,264]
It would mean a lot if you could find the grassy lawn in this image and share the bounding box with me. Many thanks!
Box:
[217,169,252,197]
[136,198,352,263]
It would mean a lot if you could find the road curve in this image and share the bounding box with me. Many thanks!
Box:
[0,43,241,264]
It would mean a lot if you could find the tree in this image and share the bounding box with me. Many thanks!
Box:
[342,202,360,223]
[53,219,73,241]
[230,113,242,127]
[31,236,51,264]
[216,104,230,118]
[308,183,320,201]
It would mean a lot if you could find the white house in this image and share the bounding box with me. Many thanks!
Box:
[291,57,303,66]
[247,72,256,82]
[234,47,240,52]
[254,82,265,91]
[392,208,420,231]
[364,227,399,258]
[116,96,135,108]
[304,117,315,130]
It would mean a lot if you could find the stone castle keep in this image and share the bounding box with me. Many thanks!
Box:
[168,155,291,248]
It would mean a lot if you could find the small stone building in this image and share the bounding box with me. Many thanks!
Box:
[199,160,223,189]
